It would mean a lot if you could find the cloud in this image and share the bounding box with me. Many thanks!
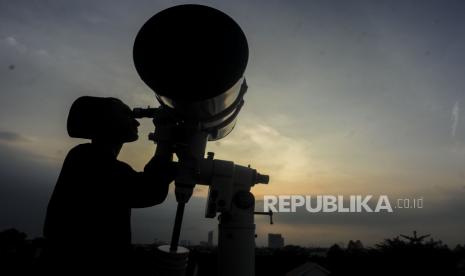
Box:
[0,130,30,143]
[5,36,18,46]
[3,36,27,52]
[209,115,325,195]
[3,35,52,59]
[451,101,459,137]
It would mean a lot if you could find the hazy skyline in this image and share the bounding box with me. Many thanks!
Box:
[1,0,465,246]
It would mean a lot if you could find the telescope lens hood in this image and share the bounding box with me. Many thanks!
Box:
[133,4,248,103]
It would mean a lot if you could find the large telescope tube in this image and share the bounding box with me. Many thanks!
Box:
[133,4,249,140]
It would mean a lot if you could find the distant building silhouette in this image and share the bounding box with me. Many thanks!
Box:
[208,231,214,247]
[268,233,284,248]
[180,240,191,247]
[199,241,209,247]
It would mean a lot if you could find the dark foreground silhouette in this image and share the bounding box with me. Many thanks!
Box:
[42,96,176,274]
[1,228,465,276]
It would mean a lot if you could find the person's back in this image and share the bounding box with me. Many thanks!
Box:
[45,143,132,248]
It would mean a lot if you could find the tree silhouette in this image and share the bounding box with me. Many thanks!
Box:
[400,230,430,244]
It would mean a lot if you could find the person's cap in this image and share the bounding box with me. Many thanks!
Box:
[67,96,123,139]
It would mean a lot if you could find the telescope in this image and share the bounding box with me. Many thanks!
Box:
[133,5,270,276]
[133,4,249,141]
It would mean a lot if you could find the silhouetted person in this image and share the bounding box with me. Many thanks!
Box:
[43,96,175,274]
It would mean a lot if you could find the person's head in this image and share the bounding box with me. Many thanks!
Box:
[67,96,140,143]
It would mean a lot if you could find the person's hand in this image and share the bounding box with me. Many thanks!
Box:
[152,108,178,158]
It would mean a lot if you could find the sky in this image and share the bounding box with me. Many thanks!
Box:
[1,0,465,247]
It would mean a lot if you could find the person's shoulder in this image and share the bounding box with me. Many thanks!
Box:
[64,143,100,163]
[68,143,93,156]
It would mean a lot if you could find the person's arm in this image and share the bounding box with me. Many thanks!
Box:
[124,145,176,208]
[127,113,179,207]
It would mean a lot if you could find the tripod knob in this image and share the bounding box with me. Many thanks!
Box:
[254,210,274,225]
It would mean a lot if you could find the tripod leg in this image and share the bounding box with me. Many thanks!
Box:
[170,202,185,252]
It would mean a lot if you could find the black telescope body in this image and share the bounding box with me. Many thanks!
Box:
[133,4,249,140]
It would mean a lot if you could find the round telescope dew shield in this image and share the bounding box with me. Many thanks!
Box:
[133,4,249,140]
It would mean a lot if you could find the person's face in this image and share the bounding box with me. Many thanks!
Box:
[107,102,140,143]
